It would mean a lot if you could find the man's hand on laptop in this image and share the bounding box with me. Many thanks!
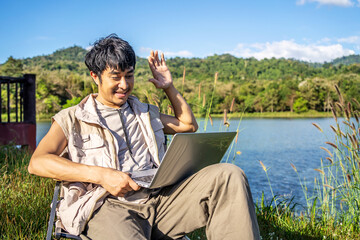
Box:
[99,168,141,197]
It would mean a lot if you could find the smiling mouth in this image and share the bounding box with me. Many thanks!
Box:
[114,90,129,98]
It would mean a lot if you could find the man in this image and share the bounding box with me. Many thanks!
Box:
[28,34,260,240]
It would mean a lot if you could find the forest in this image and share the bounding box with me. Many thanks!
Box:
[1,46,360,117]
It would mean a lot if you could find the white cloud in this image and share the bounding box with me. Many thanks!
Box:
[297,0,355,7]
[139,47,153,54]
[138,47,193,58]
[318,37,332,43]
[337,36,360,43]
[163,50,193,58]
[229,40,355,62]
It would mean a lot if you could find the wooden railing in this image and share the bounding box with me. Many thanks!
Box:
[0,74,36,151]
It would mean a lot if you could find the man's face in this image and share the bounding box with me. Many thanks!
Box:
[92,66,135,108]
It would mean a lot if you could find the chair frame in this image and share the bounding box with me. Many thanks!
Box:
[46,181,81,240]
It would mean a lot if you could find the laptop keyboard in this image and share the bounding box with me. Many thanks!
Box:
[132,175,154,184]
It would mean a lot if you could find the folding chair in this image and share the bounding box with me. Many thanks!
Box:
[46,181,81,240]
[46,182,191,240]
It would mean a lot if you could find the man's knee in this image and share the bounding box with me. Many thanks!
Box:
[206,163,247,181]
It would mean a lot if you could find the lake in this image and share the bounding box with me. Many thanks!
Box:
[36,117,337,210]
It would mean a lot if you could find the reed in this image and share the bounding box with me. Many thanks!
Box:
[224,109,245,163]
[230,97,235,113]
[259,161,280,216]
[198,82,202,100]
[182,66,186,94]
[203,72,218,131]
[306,85,360,234]
[223,109,229,127]
[256,84,360,239]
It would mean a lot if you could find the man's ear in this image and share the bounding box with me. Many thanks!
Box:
[90,71,99,85]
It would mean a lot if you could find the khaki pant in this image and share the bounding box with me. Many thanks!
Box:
[81,163,260,240]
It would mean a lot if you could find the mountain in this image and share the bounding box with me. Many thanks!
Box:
[24,46,87,63]
[2,46,360,83]
[1,45,359,116]
[22,46,89,74]
[330,55,360,66]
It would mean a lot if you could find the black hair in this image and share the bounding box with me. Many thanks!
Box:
[85,34,136,82]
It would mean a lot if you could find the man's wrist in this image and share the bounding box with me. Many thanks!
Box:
[163,83,176,93]
[87,165,105,185]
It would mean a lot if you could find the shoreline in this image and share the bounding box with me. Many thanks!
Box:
[32,111,333,122]
[195,111,333,119]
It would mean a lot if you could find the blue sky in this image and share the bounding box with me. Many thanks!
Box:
[0,0,359,64]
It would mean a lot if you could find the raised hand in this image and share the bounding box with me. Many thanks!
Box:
[148,50,173,90]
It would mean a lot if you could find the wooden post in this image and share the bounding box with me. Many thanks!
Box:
[0,82,2,123]
[7,81,10,122]
[23,74,36,124]
[15,82,18,122]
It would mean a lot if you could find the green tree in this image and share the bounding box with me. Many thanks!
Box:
[0,56,23,77]
[62,97,82,109]
[293,97,308,113]
[42,95,61,114]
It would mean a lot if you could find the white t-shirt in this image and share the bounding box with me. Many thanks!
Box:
[94,99,154,172]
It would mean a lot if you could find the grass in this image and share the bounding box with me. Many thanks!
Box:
[0,146,54,239]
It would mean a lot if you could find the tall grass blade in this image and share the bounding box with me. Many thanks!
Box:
[182,66,186,94]
[204,72,218,131]
[311,197,318,223]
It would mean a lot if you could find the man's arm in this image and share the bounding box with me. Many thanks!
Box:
[28,121,140,196]
[148,50,198,134]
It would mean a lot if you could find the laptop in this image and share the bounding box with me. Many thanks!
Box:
[130,132,237,189]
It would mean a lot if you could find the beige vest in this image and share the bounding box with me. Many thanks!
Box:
[52,94,165,235]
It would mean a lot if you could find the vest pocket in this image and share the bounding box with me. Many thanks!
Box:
[72,134,107,166]
[73,134,105,149]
